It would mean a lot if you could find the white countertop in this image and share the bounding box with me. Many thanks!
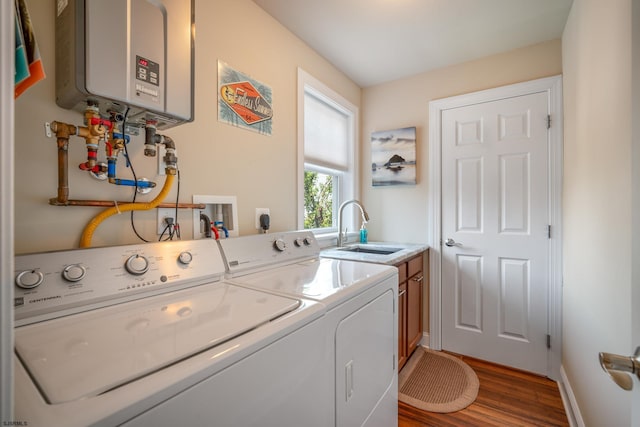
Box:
[320,241,429,265]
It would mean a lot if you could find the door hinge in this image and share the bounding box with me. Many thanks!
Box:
[546,334,551,349]
[547,225,551,239]
[547,114,551,129]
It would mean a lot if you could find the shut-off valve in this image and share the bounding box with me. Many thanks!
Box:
[144,121,178,176]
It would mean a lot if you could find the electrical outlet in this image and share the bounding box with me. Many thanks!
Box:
[255,208,270,230]
[157,208,175,234]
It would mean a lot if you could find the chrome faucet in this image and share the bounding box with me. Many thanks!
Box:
[337,199,369,247]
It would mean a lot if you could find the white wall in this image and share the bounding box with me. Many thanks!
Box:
[14,0,361,253]
[562,0,634,425]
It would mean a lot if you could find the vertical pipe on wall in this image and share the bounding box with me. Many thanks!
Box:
[0,0,15,422]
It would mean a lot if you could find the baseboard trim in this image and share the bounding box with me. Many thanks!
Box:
[420,332,430,348]
[558,365,585,427]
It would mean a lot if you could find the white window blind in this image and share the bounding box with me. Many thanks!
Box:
[304,91,349,171]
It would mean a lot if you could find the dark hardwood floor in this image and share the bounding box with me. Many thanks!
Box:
[399,353,569,427]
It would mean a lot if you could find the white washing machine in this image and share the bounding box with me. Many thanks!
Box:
[13,239,331,427]
[219,231,399,427]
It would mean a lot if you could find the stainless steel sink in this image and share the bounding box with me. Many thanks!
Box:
[339,245,402,255]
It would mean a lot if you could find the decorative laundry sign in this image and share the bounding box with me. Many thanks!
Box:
[218,61,273,135]
[220,82,272,124]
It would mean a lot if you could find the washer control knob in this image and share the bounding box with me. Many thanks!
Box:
[178,251,193,265]
[62,264,86,282]
[294,237,304,247]
[303,236,314,246]
[125,254,150,275]
[15,270,44,289]
[273,238,287,252]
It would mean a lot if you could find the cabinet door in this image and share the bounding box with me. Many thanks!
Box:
[398,282,407,370]
[406,253,424,357]
[407,273,423,354]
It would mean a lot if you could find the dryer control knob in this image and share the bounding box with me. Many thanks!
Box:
[303,236,314,246]
[125,254,150,275]
[62,264,86,282]
[15,270,44,289]
[294,237,304,247]
[273,238,287,252]
[178,251,193,265]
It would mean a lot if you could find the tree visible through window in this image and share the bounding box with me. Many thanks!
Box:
[304,171,333,229]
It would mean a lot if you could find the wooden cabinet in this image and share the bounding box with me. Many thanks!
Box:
[397,251,426,371]
[398,282,408,369]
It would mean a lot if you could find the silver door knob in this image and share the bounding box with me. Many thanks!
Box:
[444,238,461,247]
[598,347,640,391]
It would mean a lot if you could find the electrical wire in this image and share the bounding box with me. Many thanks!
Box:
[159,181,180,242]
[159,222,175,241]
[157,167,181,241]
[120,107,150,243]
[172,169,181,240]
[118,109,181,242]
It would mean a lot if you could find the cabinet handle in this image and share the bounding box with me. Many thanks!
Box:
[412,275,424,283]
[398,289,406,297]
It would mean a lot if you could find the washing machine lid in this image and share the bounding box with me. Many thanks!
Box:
[231,258,397,308]
[14,282,300,404]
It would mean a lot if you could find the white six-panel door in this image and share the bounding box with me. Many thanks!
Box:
[440,92,550,375]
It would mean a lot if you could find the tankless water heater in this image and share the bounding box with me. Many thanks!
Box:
[55,0,194,130]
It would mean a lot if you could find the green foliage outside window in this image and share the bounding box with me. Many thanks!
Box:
[304,171,333,229]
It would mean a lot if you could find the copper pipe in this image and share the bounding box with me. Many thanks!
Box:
[50,121,79,205]
[49,117,107,205]
[48,198,205,210]
[56,137,69,204]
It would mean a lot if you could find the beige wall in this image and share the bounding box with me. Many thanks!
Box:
[14,0,361,253]
[562,0,634,425]
[360,39,562,245]
[360,40,562,335]
[14,2,563,255]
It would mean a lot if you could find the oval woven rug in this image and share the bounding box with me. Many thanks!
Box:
[398,346,479,413]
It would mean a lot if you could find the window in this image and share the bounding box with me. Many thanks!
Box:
[303,169,336,229]
[297,69,358,235]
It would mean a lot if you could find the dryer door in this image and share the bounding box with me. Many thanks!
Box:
[336,288,396,427]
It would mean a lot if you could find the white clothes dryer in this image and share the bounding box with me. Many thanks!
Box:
[219,231,399,427]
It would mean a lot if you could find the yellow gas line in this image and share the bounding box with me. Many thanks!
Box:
[79,174,175,248]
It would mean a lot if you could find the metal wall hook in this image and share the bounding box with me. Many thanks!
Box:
[598,347,640,391]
